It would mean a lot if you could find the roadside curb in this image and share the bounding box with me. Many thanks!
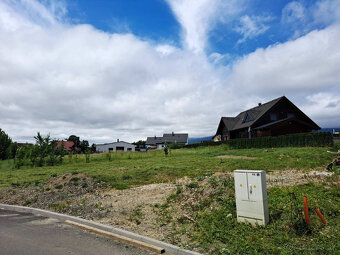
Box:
[0,203,202,255]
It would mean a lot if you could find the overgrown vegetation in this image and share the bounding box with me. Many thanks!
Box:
[14,132,66,168]
[185,132,333,149]
[0,146,335,189]
[157,174,339,254]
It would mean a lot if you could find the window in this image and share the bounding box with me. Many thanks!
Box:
[270,113,277,121]
[243,112,254,123]
[287,113,294,118]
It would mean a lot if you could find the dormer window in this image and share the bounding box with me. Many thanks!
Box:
[243,112,254,123]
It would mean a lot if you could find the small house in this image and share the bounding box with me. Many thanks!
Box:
[146,132,188,149]
[95,139,136,152]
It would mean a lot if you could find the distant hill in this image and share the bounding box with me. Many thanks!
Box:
[317,128,340,134]
[188,136,213,144]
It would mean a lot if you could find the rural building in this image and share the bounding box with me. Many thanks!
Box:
[56,141,75,152]
[146,132,188,149]
[214,96,321,141]
[95,139,136,152]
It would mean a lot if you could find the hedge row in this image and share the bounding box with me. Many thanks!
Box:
[185,132,333,149]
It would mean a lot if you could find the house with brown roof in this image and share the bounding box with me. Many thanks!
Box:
[56,141,75,152]
[214,96,320,141]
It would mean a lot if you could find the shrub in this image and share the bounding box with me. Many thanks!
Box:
[185,132,333,149]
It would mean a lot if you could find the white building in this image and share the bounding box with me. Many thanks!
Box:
[95,139,136,152]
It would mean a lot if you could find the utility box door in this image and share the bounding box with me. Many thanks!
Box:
[234,171,249,200]
[247,172,264,201]
[234,170,269,226]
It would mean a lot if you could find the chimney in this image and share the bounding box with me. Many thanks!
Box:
[172,132,174,136]
[117,139,119,142]
[258,103,262,106]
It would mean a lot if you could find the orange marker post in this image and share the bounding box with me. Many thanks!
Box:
[315,208,327,224]
[303,196,310,226]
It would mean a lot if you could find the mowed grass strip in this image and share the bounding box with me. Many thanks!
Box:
[0,146,333,189]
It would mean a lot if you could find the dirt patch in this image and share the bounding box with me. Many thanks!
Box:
[266,170,334,187]
[216,155,257,160]
[88,183,176,240]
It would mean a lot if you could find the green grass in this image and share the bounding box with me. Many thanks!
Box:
[159,175,339,254]
[0,146,334,189]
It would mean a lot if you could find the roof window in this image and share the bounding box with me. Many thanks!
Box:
[243,112,254,123]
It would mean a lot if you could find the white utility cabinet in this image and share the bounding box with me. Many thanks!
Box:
[234,170,269,226]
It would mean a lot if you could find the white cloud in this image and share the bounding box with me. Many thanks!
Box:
[312,0,340,25]
[230,24,340,126]
[281,1,306,24]
[282,0,340,37]
[0,0,340,145]
[0,0,241,143]
[165,0,243,53]
[303,93,340,126]
[235,15,274,44]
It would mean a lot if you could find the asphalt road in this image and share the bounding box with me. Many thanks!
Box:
[0,209,153,255]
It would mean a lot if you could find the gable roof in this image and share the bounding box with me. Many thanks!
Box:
[216,96,320,133]
[146,133,188,145]
[230,96,283,130]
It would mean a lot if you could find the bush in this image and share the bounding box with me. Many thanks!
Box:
[169,142,183,149]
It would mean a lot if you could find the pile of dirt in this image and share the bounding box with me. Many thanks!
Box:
[266,170,334,187]
[0,173,109,219]
[216,155,257,159]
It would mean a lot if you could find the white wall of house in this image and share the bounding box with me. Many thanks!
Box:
[96,142,136,152]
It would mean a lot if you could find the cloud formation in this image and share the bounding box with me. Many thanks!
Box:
[165,0,243,53]
[235,15,274,44]
[0,0,339,144]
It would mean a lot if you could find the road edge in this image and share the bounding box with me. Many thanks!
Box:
[0,203,202,255]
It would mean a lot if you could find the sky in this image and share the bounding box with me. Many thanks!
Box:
[0,0,339,144]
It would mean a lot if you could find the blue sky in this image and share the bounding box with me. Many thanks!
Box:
[67,0,181,44]
[0,0,339,143]
[65,0,330,57]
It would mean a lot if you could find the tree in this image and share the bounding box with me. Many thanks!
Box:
[164,141,169,156]
[8,142,18,159]
[34,132,51,166]
[133,140,146,148]
[29,144,40,166]
[79,140,89,153]
[90,143,96,153]
[67,135,80,151]
[0,128,12,160]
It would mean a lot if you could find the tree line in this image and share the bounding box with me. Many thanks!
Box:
[0,128,96,168]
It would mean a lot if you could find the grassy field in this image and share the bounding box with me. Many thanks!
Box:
[0,145,338,254]
[0,146,334,189]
